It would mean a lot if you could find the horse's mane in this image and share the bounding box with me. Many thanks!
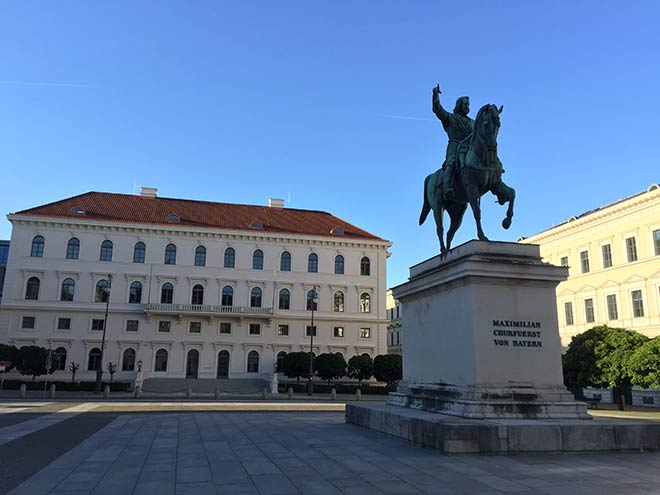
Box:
[471,104,500,145]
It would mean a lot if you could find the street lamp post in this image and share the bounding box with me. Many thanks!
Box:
[95,274,112,394]
[307,287,318,396]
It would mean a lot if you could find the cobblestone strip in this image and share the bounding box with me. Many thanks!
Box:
[0,404,98,446]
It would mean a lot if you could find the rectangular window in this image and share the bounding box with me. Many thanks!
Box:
[632,290,645,317]
[601,244,612,268]
[560,256,569,267]
[564,302,574,326]
[277,324,289,336]
[654,229,660,256]
[643,396,655,405]
[91,319,105,331]
[584,298,595,324]
[359,327,371,339]
[126,320,139,332]
[158,321,171,333]
[606,294,618,320]
[626,237,638,262]
[189,321,201,334]
[249,323,261,335]
[57,318,71,330]
[21,316,35,329]
[333,326,344,338]
[580,251,590,273]
[219,322,231,334]
[306,325,317,337]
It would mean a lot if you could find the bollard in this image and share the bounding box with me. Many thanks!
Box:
[262,387,268,400]
[214,387,220,400]
[287,387,293,400]
[20,384,26,398]
[49,384,56,399]
[186,386,192,399]
[103,384,110,399]
[330,388,337,401]
[134,385,142,399]
[355,389,362,401]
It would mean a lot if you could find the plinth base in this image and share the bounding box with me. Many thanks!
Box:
[390,382,590,419]
[346,404,660,454]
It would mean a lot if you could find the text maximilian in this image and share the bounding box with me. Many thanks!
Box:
[492,319,541,329]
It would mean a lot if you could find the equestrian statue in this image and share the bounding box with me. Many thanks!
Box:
[420,83,516,254]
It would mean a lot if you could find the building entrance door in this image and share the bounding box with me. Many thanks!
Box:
[186,349,199,378]
[217,350,229,379]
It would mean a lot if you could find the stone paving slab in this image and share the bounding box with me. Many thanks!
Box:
[6,411,660,494]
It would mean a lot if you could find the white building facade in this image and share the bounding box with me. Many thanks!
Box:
[0,190,391,382]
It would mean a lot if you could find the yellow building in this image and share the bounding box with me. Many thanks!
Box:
[386,289,402,354]
[520,184,660,346]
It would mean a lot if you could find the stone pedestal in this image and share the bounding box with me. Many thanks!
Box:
[389,240,589,419]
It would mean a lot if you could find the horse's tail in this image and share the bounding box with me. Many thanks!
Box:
[419,175,432,225]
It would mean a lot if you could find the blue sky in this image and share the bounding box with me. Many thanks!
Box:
[1,1,659,287]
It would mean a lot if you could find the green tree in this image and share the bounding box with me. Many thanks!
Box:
[374,354,402,390]
[314,353,346,385]
[629,338,660,389]
[15,346,53,381]
[0,344,18,371]
[347,355,373,385]
[562,325,648,411]
[281,352,314,383]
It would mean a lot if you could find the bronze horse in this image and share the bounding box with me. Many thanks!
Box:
[419,104,515,254]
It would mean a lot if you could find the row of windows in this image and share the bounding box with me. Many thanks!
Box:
[563,288,656,326]
[29,236,373,275]
[21,315,374,340]
[24,277,373,313]
[562,231,660,274]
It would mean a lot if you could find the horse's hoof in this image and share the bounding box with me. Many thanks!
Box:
[478,235,489,242]
[502,218,511,229]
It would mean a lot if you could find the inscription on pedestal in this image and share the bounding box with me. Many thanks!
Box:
[492,319,543,349]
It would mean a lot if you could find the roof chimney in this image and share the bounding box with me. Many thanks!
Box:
[268,198,285,208]
[140,187,158,198]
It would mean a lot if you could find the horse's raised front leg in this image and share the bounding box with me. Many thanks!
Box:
[466,184,488,241]
[492,181,515,229]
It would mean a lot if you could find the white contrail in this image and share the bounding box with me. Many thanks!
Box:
[0,80,101,89]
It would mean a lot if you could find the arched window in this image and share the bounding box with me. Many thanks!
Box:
[217,350,230,378]
[250,287,262,307]
[122,348,136,371]
[224,247,235,268]
[154,349,168,372]
[31,235,45,257]
[133,242,146,263]
[253,249,264,270]
[129,281,142,304]
[333,291,344,312]
[25,277,40,300]
[306,289,318,311]
[308,253,318,273]
[88,347,102,371]
[66,238,80,260]
[334,255,344,274]
[221,286,233,306]
[95,279,109,303]
[164,244,177,265]
[99,240,113,262]
[279,288,290,310]
[161,283,174,304]
[247,351,259,373]
[53,347,67,371]
[194,246,206,267]
[360,256,371,276]
[191,284,204,305]
[276,351,287,372]
[60,278,75,302]
[359,292,371,313]
[280,251,291,271]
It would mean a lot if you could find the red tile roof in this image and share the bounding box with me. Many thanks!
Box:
[11,192,386,242]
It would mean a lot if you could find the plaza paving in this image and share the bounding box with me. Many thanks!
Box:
[2,402,660,494]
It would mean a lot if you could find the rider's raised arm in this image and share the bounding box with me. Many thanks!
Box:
[432,85,449,123]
